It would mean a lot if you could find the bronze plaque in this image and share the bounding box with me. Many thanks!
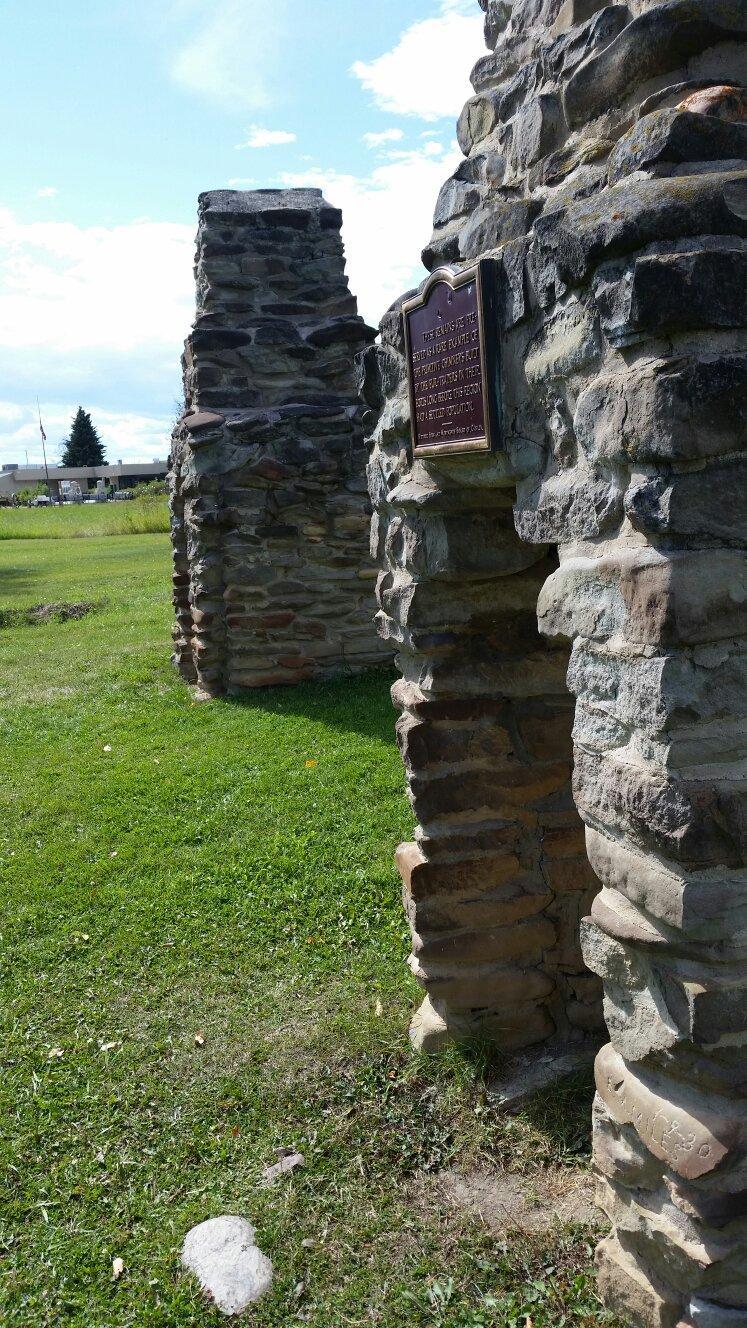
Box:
[403,261,499,457]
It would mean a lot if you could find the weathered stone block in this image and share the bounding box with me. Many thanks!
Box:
[624,457,746,543]
[585,827,747,937]
[408,958,555,1010]
[513,93,564,172]
[597,1232,683,1327]
[539,549,747,648]
[533,172,747,292]
[574,748,745,867]
[457,92,502,156]
[574,354,747,466]
[564,0,747,128]
[397,840,522,896]
[608,109,747,186]
[595,1044,742,1180]
[515,468,623,542]
[594,248,747,345]
[396,711,516,768]
[461,198,540,258]
[433,177,483,228]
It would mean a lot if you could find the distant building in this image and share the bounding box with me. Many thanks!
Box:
[0,460,168,500]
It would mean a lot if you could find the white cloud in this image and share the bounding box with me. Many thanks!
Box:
[278,140,461,325]
[37,187,58,199]
[171,0,289,112]
[0,208,193,466]
[87,408,172,462]
[351,0,483,121]
[237,125,297,150]
[0,405,171,467]
[0,209,193,354]
[362,128,404,150]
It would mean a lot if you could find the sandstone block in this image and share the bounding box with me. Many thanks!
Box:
[577,747,745,867]
[585,827,747,938]
[574,354,747,466]
[533,172,747,293]
[408,958,555,1010]
[624,457,746,543]
[596,1233,682,1328]
[411,914,556,966]
[595,1044,741,1180]
[396,840,524,899]
[593,1095,666,1191]
[457,92,502,156]
[539,549,747,648]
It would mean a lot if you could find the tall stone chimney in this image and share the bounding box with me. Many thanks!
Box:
[363,0,747,1323]
[169,188,390,696]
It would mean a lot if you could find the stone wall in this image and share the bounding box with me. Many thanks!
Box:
[170,189,390,696]
[362,326,603,1055]
[363,1,746,1323]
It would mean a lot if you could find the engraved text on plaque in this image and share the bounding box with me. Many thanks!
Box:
[403,262,499,457]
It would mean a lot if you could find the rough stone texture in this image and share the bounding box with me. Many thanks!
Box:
[364,1,746,1322]
[181,1215,273,1314]
[169,189,390,696]
[363,300,603,1063]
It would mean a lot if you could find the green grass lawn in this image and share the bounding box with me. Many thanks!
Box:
[0,496,169,540]
[0,532,616,1327]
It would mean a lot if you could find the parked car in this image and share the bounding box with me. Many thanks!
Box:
[32,495,53,506]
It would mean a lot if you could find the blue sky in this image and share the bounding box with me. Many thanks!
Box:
[0,0,482,465]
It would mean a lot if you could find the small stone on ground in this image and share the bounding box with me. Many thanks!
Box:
[182,1215,273,1315]
[262,1148,305,1186]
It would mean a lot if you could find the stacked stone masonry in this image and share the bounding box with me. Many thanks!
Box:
[169,189,390,696]
[362,1,746,1323]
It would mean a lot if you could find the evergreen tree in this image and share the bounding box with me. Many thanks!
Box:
[60,408,106,467]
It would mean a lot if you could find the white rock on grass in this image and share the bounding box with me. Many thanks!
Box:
[182,1215,273,1315]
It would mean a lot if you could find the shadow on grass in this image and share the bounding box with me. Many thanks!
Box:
[519,1067,596,1160]
[447,1037,596,1162]
[220,665,400,744]
[0,564,36,601]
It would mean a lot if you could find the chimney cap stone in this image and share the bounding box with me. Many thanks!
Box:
[198,188,331,215]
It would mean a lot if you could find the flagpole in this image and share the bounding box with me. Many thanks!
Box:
[36,397,52,501]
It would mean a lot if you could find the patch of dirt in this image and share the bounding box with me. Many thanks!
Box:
[0,600,103,628]
[428,1165,599,1234]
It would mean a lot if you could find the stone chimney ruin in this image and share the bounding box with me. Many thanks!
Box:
[169,188,390,696]
[362,1,747,1324]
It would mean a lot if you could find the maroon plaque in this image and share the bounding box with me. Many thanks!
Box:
[403,262,499,457]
